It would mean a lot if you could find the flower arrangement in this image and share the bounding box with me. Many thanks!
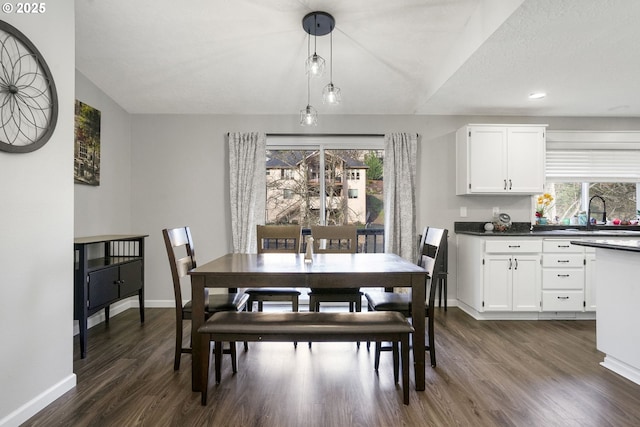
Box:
[535,193,554,219]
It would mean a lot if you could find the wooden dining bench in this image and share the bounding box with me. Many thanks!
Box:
[197,311,414,405]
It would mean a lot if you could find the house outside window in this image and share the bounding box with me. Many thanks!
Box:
[265,137,384,228]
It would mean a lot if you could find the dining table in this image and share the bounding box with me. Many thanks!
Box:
[188,252,428,392]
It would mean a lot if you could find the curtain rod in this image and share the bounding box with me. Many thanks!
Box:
[267,133,385,137]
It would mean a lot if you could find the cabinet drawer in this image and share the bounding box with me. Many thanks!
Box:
[542,291,584,311]
[485,240,542,253]
[543,240,585,253]
[542,254,584,268]
[542,269,584,289]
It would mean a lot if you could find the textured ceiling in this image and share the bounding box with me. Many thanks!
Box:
[75,0,640,117]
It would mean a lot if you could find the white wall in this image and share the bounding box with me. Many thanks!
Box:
[0,6,76,427]
[74,71,133,236]
[129,113,640,307]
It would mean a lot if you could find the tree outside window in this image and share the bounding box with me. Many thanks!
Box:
[266,149,384,227]
[547,182,638,223]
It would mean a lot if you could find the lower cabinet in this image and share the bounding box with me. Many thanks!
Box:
[483,240,541,312]
[87,260,143,310]
[541,239,586,312]
[456,234,598,319]
[75,234,147,358]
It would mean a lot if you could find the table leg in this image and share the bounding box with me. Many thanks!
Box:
[191,275,206,392]
[411,272,426,391]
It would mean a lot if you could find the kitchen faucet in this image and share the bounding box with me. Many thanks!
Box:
[587,195,607,229]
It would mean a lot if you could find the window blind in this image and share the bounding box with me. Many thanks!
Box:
[546,150,640,182]
[546,131,640,182]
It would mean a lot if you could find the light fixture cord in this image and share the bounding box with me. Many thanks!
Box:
[307,32,311,105]
[329,25,333,82]
[314,14,318,55]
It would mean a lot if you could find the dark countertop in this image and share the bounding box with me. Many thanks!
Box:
[570,240,640,253]
[454,221,640,237]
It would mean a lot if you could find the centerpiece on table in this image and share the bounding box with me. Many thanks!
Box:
[535,193,554,224]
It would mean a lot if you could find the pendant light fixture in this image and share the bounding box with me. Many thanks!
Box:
[300,11,340,126]
[322,27,341,105]
[304,12,327,77]
[300,73,318,126]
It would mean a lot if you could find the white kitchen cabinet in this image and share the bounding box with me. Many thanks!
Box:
[456,124,547,195]
[584,248,597,311]
[541,239,585,312]
[483,240,541,312]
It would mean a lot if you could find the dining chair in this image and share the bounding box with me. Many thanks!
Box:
[365,226,447,375]
[435,236,449,310]
[307,225,361,312]
[244,225,302,312]
[162,226,249,371]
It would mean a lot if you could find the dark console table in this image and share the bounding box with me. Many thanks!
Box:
[74,234,148,358]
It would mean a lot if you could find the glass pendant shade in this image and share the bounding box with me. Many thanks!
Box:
[322,82,341,105]
[300,105,318,126]
[306,53,325,77]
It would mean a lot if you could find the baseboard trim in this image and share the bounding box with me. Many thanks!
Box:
[0,374,76,427]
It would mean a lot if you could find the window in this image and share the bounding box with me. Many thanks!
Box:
[544,131,640,223]
[547,182,638,222]
[265,137,387,299]
[265,136,384,228]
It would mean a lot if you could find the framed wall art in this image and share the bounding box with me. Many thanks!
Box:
[74,100,101,185]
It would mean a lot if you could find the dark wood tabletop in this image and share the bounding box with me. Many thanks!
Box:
[189,253,428,392]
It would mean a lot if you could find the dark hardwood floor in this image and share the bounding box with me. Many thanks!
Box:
[23,307,640,427]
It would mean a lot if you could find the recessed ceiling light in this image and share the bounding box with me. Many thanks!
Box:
[529,92,546,99]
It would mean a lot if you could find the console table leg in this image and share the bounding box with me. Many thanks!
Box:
[79,319,87,359]
[138,289,145,323]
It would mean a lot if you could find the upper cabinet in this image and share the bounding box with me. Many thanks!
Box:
[456,124,547,195]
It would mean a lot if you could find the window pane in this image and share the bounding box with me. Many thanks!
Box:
[547,182,638,223]
[327,149,383,226]
[548,182,582,220]
[266,149,311,226]
[589,183,637,221]
[266,148,384,228]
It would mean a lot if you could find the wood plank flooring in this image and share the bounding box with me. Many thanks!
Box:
[23,307,640,427]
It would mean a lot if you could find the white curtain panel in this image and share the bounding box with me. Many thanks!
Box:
[383,133,417,262]
[228,132,266,253]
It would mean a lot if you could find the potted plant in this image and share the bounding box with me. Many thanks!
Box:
[535,193,554,224]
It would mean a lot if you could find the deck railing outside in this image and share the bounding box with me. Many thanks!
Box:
[300,227,385,253]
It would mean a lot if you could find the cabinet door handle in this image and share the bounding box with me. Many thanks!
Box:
[504,179,507,190]
[557,260,570,263]
[557,274,570,278]
[508,245,520,248]
[558,245,571,248]
[557,296,570,300]
[514,258,518,270]
[508,259,512,270]
[508,179,512,190]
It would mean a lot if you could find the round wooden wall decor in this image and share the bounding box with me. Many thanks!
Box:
[0,20,58,153]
